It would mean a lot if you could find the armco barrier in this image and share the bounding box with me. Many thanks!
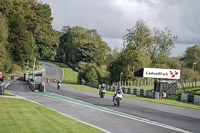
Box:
[85,82,99,88]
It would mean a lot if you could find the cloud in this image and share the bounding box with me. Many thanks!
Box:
[40,0,200,56]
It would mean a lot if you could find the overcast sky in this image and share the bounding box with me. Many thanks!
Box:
[39,0,200,57]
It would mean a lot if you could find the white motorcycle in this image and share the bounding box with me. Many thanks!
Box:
[113,92,123,106]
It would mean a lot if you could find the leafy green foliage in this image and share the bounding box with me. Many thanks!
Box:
[0,0,58,73]
[181,44,200,71]
[109,20,177,82]
[78,62,110,84]
[58,26,110,65]
[0,12,12,72]
[85,67,98,83]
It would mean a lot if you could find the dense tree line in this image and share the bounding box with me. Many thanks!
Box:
[0,0,57,73]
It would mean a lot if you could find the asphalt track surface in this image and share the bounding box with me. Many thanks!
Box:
[5,62,200,133]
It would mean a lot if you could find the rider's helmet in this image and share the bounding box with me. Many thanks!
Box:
[117,86,121,92]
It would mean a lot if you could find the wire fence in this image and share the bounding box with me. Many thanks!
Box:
[112,80,200,90]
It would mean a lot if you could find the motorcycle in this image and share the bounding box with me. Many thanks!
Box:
[99,88,106,98]
[57,83,61,90]
[113,92,123,106]
[46,78,49,83]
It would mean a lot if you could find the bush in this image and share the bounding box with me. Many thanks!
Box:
[167,94,178,100]
[85,68,98,83]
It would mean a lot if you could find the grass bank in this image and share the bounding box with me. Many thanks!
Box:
[0,97,103,133]
[43,61,200,110]
[44,61,80,84]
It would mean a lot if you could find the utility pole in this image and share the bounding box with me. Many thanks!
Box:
[120,72,123,86]
[193,63,196,87]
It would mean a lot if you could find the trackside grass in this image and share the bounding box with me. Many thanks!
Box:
[39,65,46,77]
[0,97,103,133]
[44,61,80,84]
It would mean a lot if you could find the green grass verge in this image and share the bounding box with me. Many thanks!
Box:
[0,97,103,133]
[44,61,80,84]
[4,92,15,96]
[39,64,45,77]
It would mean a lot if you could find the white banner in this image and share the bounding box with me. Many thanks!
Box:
[143,68,181,79]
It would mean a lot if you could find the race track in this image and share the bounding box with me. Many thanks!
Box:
[6,62,200,133]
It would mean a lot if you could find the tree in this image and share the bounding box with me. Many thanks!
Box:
[85,67,98,83]
[8,8,34,66]
[123,20,152,52]
[0,12,12,72]
[181,44,200,71]
[149,28,177,66]
[59,26,110,65]
[24,1,57,59]
[108,20,177,82]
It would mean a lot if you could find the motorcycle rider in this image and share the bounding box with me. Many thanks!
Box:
[99,84,106,95]
[53,78,56,83]
[57,80,61,90]
[46,78,49,82]
[113,86,123,101]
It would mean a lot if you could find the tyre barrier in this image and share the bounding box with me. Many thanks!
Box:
[177,93,200,105]
[86,82,158,99]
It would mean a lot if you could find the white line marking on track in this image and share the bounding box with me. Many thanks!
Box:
[39,92,193,133]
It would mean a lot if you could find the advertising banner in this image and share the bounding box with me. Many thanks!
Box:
[143,68,180,79]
